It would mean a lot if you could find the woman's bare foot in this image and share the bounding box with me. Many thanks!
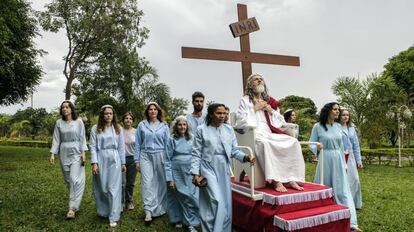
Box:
[273,181,287,192]
[288,181,304,191]
[351,227,362,232]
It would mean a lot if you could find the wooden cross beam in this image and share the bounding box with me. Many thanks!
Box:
[182,4,300,90]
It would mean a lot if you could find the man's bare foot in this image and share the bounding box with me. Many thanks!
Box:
[273,181,287,192]
[288,181,304,191]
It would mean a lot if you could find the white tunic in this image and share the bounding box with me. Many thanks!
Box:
[235,96,305,183]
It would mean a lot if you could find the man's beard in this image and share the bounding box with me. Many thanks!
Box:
[194,105,203,112]
[253,84,265,93]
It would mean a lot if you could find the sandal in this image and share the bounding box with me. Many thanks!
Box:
[66,208,75,219]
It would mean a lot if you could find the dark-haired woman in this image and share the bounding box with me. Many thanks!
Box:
[90,105,126,228]
[121,112,137,210]
[135,102,169,224]
[283,109,299,139]
[50,100,88,219]
[339,108,363,209]
[165,116,200,232]
[191,103,255,232]
[309,102,361,232]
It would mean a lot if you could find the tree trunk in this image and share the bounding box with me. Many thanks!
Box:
[65,77,74,100]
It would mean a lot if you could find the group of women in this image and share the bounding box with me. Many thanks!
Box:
[50,101,254,231]
[310,102,363,232]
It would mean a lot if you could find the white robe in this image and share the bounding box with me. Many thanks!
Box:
[235,96,305,183]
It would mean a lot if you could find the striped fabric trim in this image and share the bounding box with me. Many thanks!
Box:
[231,182,333,206]
[273,209,350,231]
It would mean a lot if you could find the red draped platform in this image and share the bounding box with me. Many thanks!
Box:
[232,180,350,232]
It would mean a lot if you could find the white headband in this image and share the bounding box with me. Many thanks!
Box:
[101,104,113,110]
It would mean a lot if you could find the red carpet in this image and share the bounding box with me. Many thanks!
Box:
[232,180,350,232]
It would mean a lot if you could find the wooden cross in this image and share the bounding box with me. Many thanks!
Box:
[182,4,300,90]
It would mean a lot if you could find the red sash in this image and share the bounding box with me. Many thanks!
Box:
[264,97,288,135]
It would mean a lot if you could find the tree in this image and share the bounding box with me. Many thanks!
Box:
[332,76,370,130]
[279,95,318,140]
[332,74,407,147]
[0,114,12,137]
[10,120,31,138]
[383,45,414,103]
[12,107,49,139]
[71,40,188,124]
[43,109,60,139]
[364,75,407,147]
[0,0,43,106]
[38,0,149,99]
[165,98,189,123]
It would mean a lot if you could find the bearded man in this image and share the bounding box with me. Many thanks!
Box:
[235,74,305,192]
[186,91,206,136]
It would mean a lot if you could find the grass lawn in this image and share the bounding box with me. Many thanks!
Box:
[1,146,413,231]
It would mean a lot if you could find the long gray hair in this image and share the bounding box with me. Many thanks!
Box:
[245,73,270,102]
[170,116,192,140]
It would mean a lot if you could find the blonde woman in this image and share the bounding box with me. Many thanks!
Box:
[135,102,169,224]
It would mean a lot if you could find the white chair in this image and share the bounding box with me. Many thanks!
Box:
[230,113,266,190]
[230,113,325,201]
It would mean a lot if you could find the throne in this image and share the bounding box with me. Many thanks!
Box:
[229,112,324,201]
[230,113,266,191]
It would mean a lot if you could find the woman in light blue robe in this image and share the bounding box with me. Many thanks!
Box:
[339,108,363,209]
[165,116,200,231]
[135,102,169,224]
[191,104,255,232]
[90,105,126,228]
[50,100,88,219]
[309,102,361,232]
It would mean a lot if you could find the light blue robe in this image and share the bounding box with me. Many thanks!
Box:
[186,113,206,137]
[165,136,200,226]
[341,125,362,209]
[50,118,88,210]
[135,120,169,217]
[90,125,125,224]
[191,124,246,232]
[309,123,358,228]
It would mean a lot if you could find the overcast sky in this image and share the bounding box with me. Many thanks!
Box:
[2,0,413,114]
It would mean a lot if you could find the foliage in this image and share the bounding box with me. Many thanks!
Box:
[43,109,60,137]
[383,45,414,104]
[164,97,189,124]
[332,76,369,129]
[363,74,407,147]
[0,138,51,147]
[73,54,187,124]
[9,120,31,138]
[1,145,414,231]
[279,95,318,140]
[279,95,317,117]
[332,74,408,147]
[0,0,43,105]
[37,0,149,99]
[0,114,12,137]
[12,107,49,139]
[361,148,414,166]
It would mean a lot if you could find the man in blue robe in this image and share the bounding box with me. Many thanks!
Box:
[186,91,206,136]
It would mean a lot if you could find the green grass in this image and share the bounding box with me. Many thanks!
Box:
[1,146,414,231]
